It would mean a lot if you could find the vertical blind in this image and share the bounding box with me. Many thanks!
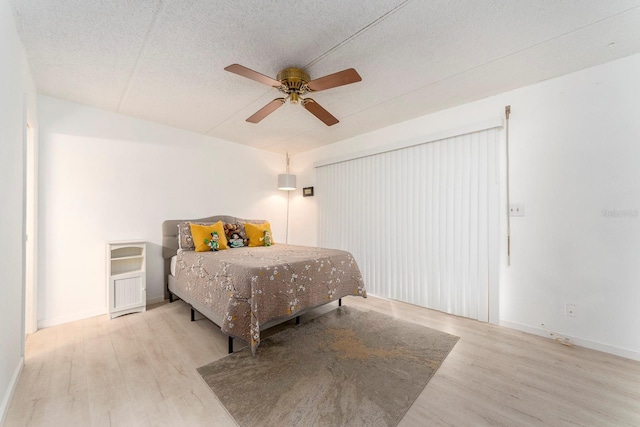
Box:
[317,128,499,322]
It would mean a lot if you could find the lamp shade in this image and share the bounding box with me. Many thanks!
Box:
[278,173,297,191]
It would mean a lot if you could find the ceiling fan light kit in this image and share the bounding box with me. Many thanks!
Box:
[224,64,361,126]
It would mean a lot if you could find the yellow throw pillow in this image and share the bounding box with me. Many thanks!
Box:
[190,221,228,252]
[244,222,275,247]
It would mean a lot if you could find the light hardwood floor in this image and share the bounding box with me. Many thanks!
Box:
[5,296,640,426]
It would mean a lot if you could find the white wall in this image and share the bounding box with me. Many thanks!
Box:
[0,0,37,422]
[290,53,640,360]
[38,96,288,327]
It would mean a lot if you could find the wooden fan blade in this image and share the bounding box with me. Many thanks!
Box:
[246,98,286,123]
[306,68,362,92]
[302,99,339,126]
[224,64,282,88]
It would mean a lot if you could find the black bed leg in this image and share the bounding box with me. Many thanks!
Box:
[339,298,342,307]
[191,307,195,322]
[228,336,233,354]
[296,316,300,325]
[169,292,174,303]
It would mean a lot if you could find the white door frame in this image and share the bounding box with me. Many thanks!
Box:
[22,95,38,345]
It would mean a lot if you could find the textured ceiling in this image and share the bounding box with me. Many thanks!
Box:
[10,0,640,154]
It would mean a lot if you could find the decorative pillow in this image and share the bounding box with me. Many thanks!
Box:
[235,220,266,243]
[224,223,247,248]
[190,221,229,252]
[244,222,275,247]
[178,222,193,250]
[178,221,214,250]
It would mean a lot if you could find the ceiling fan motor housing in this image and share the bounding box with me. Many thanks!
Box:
[277,67,310,87]
[277,67,311,103]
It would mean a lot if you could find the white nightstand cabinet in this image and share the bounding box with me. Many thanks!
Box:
[107,241,146,319]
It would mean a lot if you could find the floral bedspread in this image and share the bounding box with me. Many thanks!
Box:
[174,244,367,354]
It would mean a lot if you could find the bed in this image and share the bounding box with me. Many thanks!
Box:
[162,215,367,354]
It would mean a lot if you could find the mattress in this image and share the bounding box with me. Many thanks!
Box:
[170,255,177,276]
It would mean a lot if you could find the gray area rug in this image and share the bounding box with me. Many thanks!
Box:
[197,306,459,427]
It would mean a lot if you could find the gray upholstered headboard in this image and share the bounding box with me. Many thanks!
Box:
[161,215,266,299]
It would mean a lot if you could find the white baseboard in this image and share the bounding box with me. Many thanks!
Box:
[0,357,24,425]
[38,307,106,329]
[146,295,166,305]
[367,295,640,361]
[500,319,640,362]
[36,297,168,329]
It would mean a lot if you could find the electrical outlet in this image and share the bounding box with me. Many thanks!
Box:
[565,303,577,317]
[509,203,525,217]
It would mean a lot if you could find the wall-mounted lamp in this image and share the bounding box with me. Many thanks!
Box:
[277,153,296,191]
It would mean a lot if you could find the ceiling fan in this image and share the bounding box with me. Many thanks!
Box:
[224,64,362,126]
